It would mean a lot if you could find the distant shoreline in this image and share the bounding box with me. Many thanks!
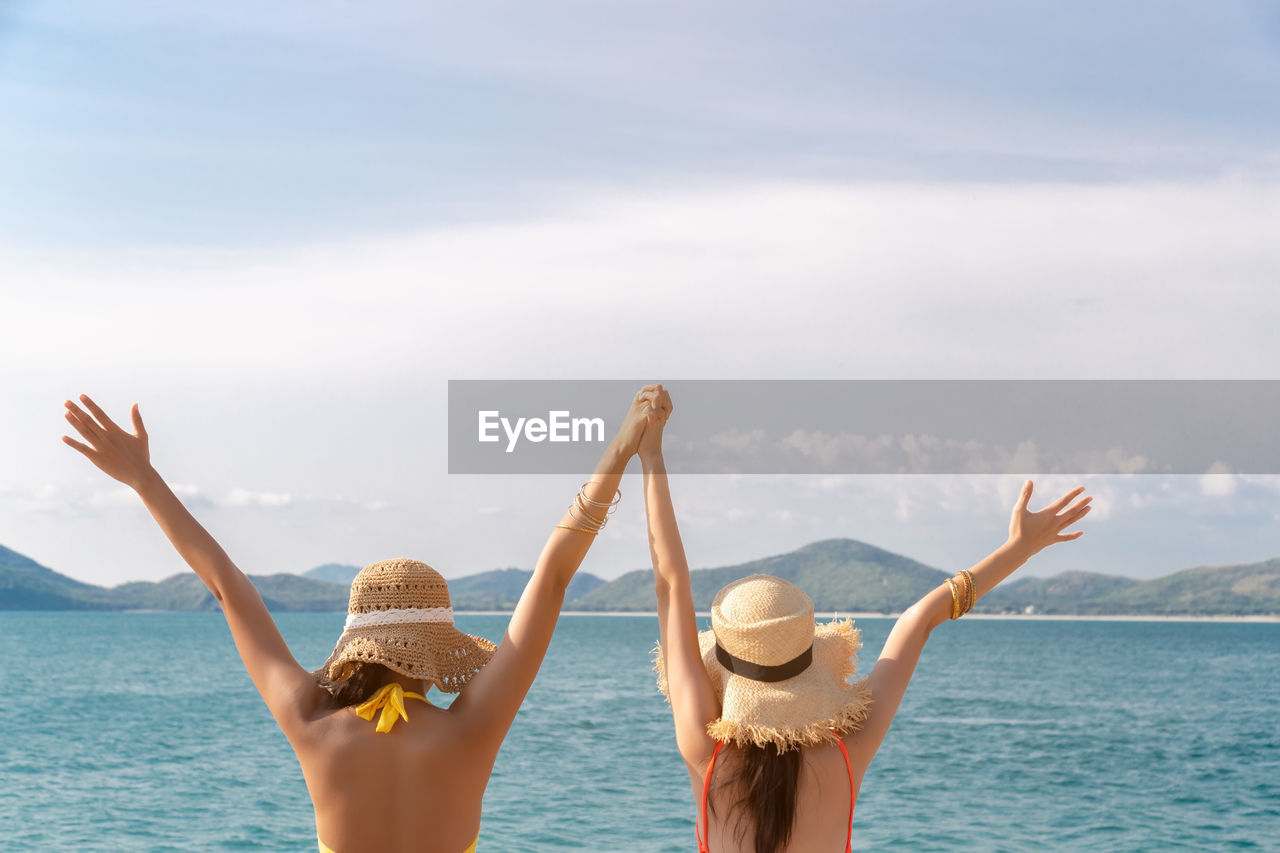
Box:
[5,610,1274,622]
[535,611,1280,623]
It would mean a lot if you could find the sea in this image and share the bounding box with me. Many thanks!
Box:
[2,612,1277,852]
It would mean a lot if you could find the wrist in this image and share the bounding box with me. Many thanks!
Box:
[132,467,165,498]
[597,441,631,474]
[1000,537,1037,562]
[640,451,665,472]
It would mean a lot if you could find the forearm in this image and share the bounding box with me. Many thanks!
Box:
[535,437,632,588]
[918,538,1036,631]
[134,468,247,603]
[640,453,689,592]
[966,539,1035,601]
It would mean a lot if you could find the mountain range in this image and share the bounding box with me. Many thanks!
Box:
[2,541,1278,616]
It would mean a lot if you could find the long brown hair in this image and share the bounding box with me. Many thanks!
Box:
[710,742,803,853]
[315,661,399,707]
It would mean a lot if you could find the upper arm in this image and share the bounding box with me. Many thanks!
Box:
[216,568,323,737]
[655,574,720,771]
[843,584,951,770]
[446,530,580,747]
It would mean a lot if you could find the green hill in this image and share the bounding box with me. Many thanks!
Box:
[0,546,348,612]
[573,539,946,612]
[0,546,604,613]
[2,541,1278,617]
[300,563,609,609]
[0,544,114,610]
[1099,559,1280,616]
[107,572,349,611]
[975,560,1280,616]
[302,563,362,586]
[449,567,606,609]
[977,570,1140,615]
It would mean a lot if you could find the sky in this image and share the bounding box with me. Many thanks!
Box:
[2,1,1279,587]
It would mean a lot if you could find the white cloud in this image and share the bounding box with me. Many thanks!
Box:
[5,177,1279,584]
[1199,461,1238,498]
[15,484,66,514]
[88,487,139,509]
[224,488,293,508]
[3,178,1278,386]
[709,429,767,455]
[775,430,1158,475]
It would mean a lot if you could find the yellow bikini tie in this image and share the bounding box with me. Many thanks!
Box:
[353,683,428,733]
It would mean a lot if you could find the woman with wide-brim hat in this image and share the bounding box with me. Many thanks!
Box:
[62,385,660,853]
[639,386,1092,853]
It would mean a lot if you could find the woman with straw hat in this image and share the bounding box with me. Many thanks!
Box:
[639,386,1092,853]
[62,386,660,853]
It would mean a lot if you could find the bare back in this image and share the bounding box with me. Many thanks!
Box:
[691,740,861,853]
[294,693,494,853]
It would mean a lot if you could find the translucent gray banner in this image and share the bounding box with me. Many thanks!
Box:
[447,380,1280,474]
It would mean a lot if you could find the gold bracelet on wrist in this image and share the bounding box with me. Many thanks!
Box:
[573,493,608,527]
[960,569,976,614]
[945,578,961,620]
[567,503,606,531]
[556,523,598,535]
[578,482,622,509]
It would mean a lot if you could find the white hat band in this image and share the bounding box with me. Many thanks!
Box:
[344,606,455,631]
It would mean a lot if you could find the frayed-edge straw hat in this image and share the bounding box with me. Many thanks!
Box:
[654,574,873,751]
[314,558,496,693]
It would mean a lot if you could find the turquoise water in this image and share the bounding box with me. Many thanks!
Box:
[2,612,1277,851]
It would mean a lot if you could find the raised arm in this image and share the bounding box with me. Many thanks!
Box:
[450,385,659,745]
[640,388,720,775]
[62,395,320,735]
[844,480,1092,770]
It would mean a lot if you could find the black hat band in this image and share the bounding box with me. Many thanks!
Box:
[714,642,814,683]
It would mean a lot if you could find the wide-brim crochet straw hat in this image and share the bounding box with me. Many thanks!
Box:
[314,558,496,693]
[655,574,873,751]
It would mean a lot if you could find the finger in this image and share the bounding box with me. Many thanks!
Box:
[1063,495,1093,515]
[1060,502,1092,528]
[61,434,98,459]
[64,408,103,444]
[1049,486,1087,513]
[64,399,100,429]
[78,394,122,434]
[130,404,147,438]
[1054,530,1085,542]
[1015,480,1033,513]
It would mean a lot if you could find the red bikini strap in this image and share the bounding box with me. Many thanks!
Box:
[697,741,725,853]
[835,737,854,853]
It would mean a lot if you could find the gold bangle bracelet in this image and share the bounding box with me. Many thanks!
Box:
[952,572,968,617]
[945,578,961,620]
[578,483,622,508]
[567,503,606,531]
[960,569,976,614]
[573,493,608,527]
[556,523,598,535]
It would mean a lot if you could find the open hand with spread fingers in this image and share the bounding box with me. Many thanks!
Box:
[1008,480,1092,557]
[62,394,156,491]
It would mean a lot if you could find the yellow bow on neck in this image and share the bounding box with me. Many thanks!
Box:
[354,683,428,733]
